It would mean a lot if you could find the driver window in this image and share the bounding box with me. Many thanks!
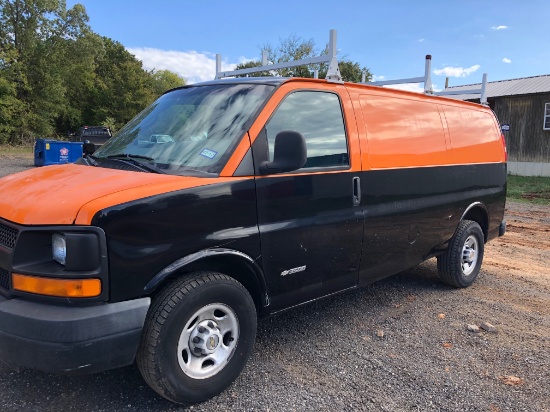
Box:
[266,91,349,169]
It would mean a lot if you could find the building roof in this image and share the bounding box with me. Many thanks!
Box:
[443,74,550,100]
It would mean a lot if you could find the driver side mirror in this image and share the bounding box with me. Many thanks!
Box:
[260,131,307,175]
[83,142,96,155]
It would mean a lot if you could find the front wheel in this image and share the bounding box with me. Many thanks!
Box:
[437,220,485,288]
[137,272,257,404]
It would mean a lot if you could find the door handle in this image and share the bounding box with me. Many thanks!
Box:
[352,176,361,206]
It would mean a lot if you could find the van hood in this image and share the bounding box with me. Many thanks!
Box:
[0,164,224,225]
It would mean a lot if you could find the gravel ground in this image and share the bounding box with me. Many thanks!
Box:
[0,155,549,412]
[0,154,35,177]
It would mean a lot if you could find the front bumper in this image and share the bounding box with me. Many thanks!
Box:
[0,296,150,375]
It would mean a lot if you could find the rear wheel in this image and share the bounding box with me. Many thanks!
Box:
[137,272,257,404]
[437,220,485,288]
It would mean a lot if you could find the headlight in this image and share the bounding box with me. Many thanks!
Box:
[52,233,67,266]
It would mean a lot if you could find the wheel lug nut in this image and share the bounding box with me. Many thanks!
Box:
[192,336,201,343]
[198,326,206,333]
[194,347,202,353]
[207,321,215,328]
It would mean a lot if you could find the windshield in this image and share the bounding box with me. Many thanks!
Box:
[94,83,274,175]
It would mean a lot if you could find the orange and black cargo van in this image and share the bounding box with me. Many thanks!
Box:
[0,75,506,403]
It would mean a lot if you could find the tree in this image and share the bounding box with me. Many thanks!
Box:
[234,34,372,83]
[151,69,186,96]
[233,60,272,77]
[1,6,371,146]
[234,34,316,78]
[0,0,91,143]
[85,37,156,131]
[0,1,173,143]
[264,34,317,78]
[0,72,25,139]
[55,31,104,134]
[320,60,372,83]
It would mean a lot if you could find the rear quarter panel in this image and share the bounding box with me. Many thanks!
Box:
[439,102,505,164]
[345,84,506,282]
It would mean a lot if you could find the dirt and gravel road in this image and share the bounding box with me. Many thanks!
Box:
[0,155,548,411]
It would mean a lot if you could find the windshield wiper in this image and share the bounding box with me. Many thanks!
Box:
[104,154,166,174]
[83,153,99,167]
[106,154,155,161]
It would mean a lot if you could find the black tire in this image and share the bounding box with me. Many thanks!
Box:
[437,220,485,288]
[137,272,257,405]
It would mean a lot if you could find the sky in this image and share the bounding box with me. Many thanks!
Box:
[67,0,549,92]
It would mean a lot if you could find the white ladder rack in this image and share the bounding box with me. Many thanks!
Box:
[215,29,343,83]
[364,55,488,105]
[214,30,488,104]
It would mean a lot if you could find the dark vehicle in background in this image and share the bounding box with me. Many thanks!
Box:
[76,126,112,152]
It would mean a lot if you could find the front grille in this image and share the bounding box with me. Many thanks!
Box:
[0,267,10,290]
[0,222,18,249]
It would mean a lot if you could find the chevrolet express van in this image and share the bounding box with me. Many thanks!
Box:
[0,76,506,404]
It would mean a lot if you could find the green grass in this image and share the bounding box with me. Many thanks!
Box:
[507,174,550,205]
[0,145,34,158]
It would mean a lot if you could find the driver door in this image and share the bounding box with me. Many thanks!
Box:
[251,83,364,311]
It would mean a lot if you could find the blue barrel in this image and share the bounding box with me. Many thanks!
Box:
[34,139,83,167]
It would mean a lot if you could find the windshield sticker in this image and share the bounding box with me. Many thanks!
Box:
[200,148,218,159]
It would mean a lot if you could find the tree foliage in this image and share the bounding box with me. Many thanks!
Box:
[0,6,371,146]
[235,34,372,83]
[0,0,185,144]
[233,60,272,77]
[151,69,186,96]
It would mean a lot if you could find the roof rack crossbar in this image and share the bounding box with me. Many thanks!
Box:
[436,89,482,96]
[363,55,434,93]
[215,29,343,83]
[364,54,489,105]
[367,76,426,86]
[435,73,488,104]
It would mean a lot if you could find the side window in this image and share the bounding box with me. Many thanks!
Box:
[266,91,349,169]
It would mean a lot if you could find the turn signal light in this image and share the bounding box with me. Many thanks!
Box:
[12,274,101,298]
